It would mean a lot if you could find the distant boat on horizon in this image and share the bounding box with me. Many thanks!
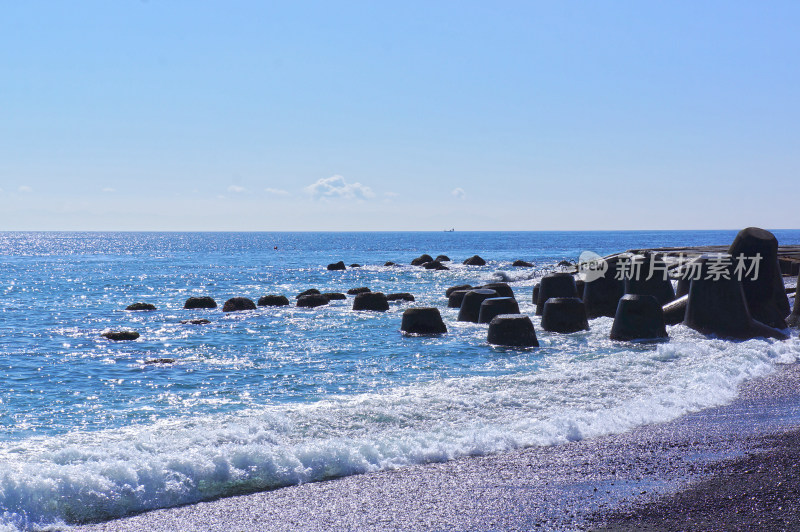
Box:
[444,228,455,232]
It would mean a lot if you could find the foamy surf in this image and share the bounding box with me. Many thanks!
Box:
[1,325,797,531]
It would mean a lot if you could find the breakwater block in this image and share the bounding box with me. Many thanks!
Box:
[258,295,290,306]
[610,294,668,342]
[623,254,676,305]
[223,297,257,312]
[458,289,498,322]
[662,295,688,325]
[536,273,578,316]
[448,290,470,308]
[184,296,217,309]
[683,255,788,340]
[480,282,515,299]
[728,227,791,328]
[487,314,539,347]
[446,284,473,297]
[541,297,589,333]
[401,308,447,335]
[353,292,390,312]
[478,297,520,324]
[584,256,625,319]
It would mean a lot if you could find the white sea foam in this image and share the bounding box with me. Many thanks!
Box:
[0,323,797,530]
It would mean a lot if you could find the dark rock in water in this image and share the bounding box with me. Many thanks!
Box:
[350,264,361,268]
[180,319,211,325]
[322,292,347,301]
[575,279,585,300]
[623,254,676,305]
[448,290,470,308]
[558,260,574,268]
[610,294,668,342]
[487,314,539,347]
[222,297,257,312]
[327,261,346,271]
[258,295,290,307]
[728,227,791,329]
[463,255,486,266]
[384,261,396,267]
[411,254,434,266]
[541,297,589,333]
[126,302,156,311]
[458,289,498,323]
[297,294,330,308]
[788,274,799,327]
[353,292,390,312]
[144,358,175,365]
[662,295,688,325]
[435,255,451,262]
[386,292,415,302]
[401,307,447,335]
[532,283,540,305]
[480,282,515,299]
[347,287,371,295]
[446,284,473,297]
[184,296,217,309]
[583,256,626,319]
[296,289,321,299]
[512,260,533,267]
[423,260,449,270]
[478,297,520,324]
[536,273,578,316]
[683,255,788,340]
[102,330,140,341]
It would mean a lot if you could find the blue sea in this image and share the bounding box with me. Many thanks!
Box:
[1,230,799,530]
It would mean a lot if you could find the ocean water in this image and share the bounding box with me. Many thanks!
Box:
[1,230,799,530]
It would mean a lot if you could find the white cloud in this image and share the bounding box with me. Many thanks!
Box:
[102,187,116,193]
[265,187,290,196]
[451,187,466,200]
[304,175,374,201]
[227,185,245,193]
[18,186,33,193]
[384,191,399,198]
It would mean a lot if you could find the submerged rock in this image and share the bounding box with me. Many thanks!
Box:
[144,358,175,365]
[487,314,539,347]
[102,330,140,341]
[180,319,211,325]
[463,255,486,266]
[222,297,257,312]
[183,296,217,310]
[327,261,346,271]
[297,294,330,308]
[512,260,533,267]
[126,302,156,311]
[322,292,347,301]
[423,260,449,270]
[258,295,290,307]
[411,254,434,266]
[386,292,415,302]
[435,255,451,262]
[401,308,447,335]
[296,289,321,299]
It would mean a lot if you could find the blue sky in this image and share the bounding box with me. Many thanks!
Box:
[1,1,798,230]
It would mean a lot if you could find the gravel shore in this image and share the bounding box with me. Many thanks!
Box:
[71,357,800,532]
